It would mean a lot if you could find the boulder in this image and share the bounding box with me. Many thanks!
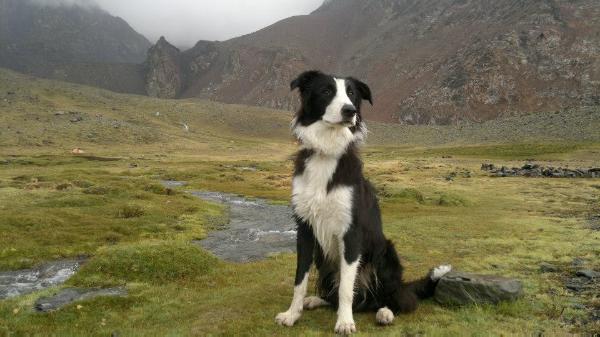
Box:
[576,270,600,279]
[434,271,524,305]
[539,262,559,273]
[35,288,127,312]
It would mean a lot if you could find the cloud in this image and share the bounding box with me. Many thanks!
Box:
[28,0,98,8]
[90,0,324,48]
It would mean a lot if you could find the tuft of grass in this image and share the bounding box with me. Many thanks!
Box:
[383,187,426,203]
[70,241,218,286]
[115,204,145,219]
[437,193,470,207]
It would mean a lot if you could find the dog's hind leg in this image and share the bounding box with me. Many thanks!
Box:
[303,296,330,310]
[276,220,315,327]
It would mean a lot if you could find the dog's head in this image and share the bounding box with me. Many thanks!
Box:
[291,70,372,128]
[290,70,372,155]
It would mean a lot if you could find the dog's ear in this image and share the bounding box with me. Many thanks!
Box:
[349,77,373,105]
[290,70,322,91]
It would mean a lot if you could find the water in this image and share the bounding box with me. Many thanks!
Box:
[0,259,84,299]
[190,191,297,263]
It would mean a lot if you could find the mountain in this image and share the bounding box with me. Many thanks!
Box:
[144,0,600,124]
[0,0,150,93]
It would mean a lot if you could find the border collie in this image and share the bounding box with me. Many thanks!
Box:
[275,70,452,334]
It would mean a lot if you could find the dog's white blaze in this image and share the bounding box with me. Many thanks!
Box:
[292,153,354,259]
[275,273,309,326]
[335,254,360,334]
[323,78,354,125]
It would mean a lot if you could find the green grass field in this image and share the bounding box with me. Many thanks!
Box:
[1,69,599,336]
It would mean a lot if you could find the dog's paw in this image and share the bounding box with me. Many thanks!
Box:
[431,264,452,281]
[303,296,329,310]
[376,307,394,325]
[334,319,356,335]
[275,310,300,327]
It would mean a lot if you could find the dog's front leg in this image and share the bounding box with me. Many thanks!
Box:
[335,238,360,335]
[276,220,315,327]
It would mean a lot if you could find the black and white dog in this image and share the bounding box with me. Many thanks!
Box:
[275,71,452,334]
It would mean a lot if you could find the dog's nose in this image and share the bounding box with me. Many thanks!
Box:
[341,104,357,118]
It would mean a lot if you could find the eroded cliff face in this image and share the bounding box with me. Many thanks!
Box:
[143,0,599,124]
[145,37,182,99]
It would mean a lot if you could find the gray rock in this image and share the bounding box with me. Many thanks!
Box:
[0,259,84,299]
[434,271,524,305]
[540,262,559,273]
[576,270,600,279]
[35,287,127,312]
[565,278,588,292]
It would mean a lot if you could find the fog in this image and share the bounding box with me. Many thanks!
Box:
[90,0,324,48]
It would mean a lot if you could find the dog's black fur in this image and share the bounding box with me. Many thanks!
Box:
[290,70,441,315]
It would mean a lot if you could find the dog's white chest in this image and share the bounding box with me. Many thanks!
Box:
[292,154,354,258]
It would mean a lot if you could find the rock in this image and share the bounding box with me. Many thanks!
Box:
[483,163,600,179]
[565,278,588,292]
[0,259,84,299]
[434,271,524,305]
[576,270,600,279]
[145,37,183,99]
[69,116,83,123]
[540,262,559,273]
[54,111,67,116]
[34,287,127,312]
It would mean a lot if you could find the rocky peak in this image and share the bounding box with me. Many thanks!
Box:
[145,36,182,99]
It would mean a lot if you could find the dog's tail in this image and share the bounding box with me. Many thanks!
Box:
[379,240,452,313]
[405,264,453,300]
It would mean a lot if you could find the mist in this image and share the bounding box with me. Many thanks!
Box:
[90,0,324,48]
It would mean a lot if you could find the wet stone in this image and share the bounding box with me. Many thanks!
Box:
[0,259,84,299]
[434,271,524,305]
[190,191,296,263]
[35,287,127,312]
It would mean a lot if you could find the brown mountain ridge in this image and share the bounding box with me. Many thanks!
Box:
[145,0,600,124]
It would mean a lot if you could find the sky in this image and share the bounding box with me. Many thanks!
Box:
[90,0,324,48]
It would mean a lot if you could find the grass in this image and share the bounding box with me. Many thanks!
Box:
[1,68,599,336]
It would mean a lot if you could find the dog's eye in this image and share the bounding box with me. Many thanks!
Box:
[347,90,355,96]
[322,89,332,95]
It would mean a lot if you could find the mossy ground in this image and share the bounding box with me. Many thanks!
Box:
[1,69,599,336]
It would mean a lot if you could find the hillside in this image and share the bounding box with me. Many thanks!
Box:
[144,0,600,124]
[1,68,599,156]
[0,0,151,93]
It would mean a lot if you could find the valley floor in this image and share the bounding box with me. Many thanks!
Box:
[1,146,599,337]
[0,69,599,336]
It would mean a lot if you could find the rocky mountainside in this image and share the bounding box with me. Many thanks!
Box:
[0,0,150,92]
[144,0,600,124]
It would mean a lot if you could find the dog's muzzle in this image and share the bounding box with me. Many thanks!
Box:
[341,104,357,124]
